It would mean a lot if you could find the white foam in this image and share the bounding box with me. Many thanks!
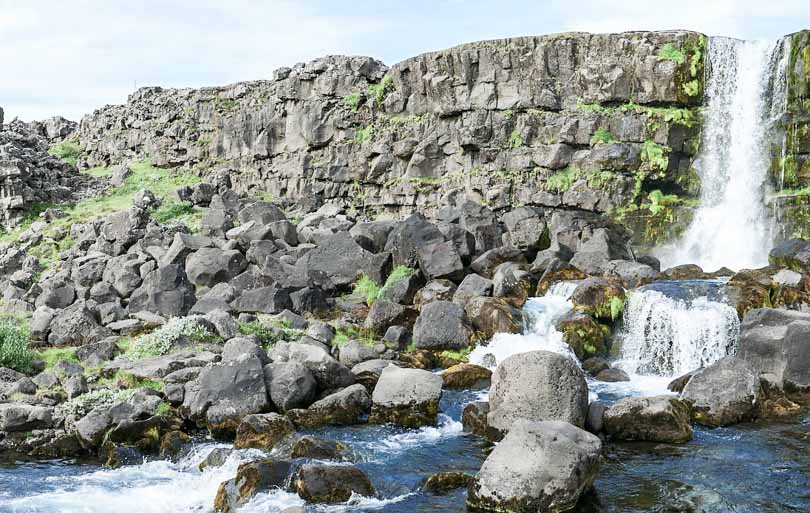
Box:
[354,414,463,458]
[242,489,414,513]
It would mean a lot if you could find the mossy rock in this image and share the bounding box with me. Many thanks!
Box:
[424,471,474,494]
[442,363,492,390]
[569,277,626,322]
[555,311,609,360]
[368,398,440,428]
[535,265,588,296]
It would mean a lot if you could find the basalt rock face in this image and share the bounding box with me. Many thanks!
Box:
[0,118,98,229]
[77,32,705,242]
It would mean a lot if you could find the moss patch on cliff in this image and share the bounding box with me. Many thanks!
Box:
[48,140,82,166]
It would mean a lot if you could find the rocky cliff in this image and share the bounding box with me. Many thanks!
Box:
[78,31,708,248]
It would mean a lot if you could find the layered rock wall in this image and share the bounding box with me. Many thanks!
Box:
[78,31,707,246]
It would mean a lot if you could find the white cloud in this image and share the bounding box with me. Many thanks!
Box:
[0,0,806,122]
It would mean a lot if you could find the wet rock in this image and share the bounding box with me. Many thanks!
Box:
[468,420,602,513]
[412,301,473,350]
[442,363,492,389]
[214,458,293,513]
[667,371,695,393]
[294,464,376,504]
[465,296,524,339]
[582,357,610,376]
[595,368,631,382]
[768,238,810,273]
[233,413,296,450]
[290,436,348,460]
[585,401,607,434]
[462,401,500,440]
[603,395,693,443]
[199,447,234,471]
[569,277,625,322]
[555,311,608,360]
[159,430,191,460]
[286,384,371,428]
[488,350,589,433]
[681,356,761,427]
[369,365,443,427]
[424,471,473,494]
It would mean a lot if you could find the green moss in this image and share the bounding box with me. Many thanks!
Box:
[609,296,625,321]
[682,79,701,97]
[590,128,615,145]
[83,166,112,178]
[344,92,362,112]
[332,324,376,347]
[641,140,670,172]
[48,140,81,165]
[37,347,79,370]
[658,43,686,64]
[354,274,381,306]
[439,346,472,363]
[546,166,582,193]
[576,101,696,129]
[213,97,237,112]
[151,201,198,226]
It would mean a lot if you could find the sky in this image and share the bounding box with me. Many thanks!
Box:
[1,0,808,122]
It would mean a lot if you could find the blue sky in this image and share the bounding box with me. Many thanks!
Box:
[1,0,808,121]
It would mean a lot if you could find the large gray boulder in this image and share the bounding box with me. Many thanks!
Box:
[181,355,270,436]
[0,403,53,432]
[128,264,197,318]
[286,384,371,428]
[738,308,810,392]
[294,464,376,504]
[468,420,602,513]
[185,248,247,288]
[268,342,354,391]
[295,232,391,287]
[230,285,292,314]
[681,356,761,427]
[47,302,112,346]
[412,300,473,350]
[369,365,443,427]
[265,362,317,412]
[603,395,692,443]
[488,350,589,433]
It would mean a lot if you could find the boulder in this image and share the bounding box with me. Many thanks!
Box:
[265,362,317,412]
[681,356,762,427]
[424,471,474,494]
[369,365,443,427]
[465,296,524,339]
[569,277,625,322]
[442,363,492,389]
[338,340,381,368]
[186,248,247,288]
[48,302,112,346]
[295,232,391,287]
[289,436,348,460]
[363,299,417,335]
[233,413,296,450]
[267,342,354,391]
[128,265,197,318]
[230,286,292,314]
[768,238,810,273]
[214,458,293,513]
[0,403,53,432]
[294,464,376,504]
[488,350,588,433]
[468,420,601,513]
[603,396,693,443]
[595,367,631,382]
[555,311,607,360]
[453,273,493,306]
[286,384,371,428]
[181,355,270,436]
[412,301,474,350]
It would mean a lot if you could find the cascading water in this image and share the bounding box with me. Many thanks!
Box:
[468,281,579,368]
[616,284,740,377]
[660,37,789,272]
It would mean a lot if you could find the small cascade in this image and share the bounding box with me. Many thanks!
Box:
[659,37,789,271]
[616,285,740,377]
[468,281,579,368]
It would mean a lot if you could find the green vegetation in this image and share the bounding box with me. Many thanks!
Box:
[344,92,362,112]
[546,167,581,193]
[155,401,172,418]
[440,346,473,363]
[239,321,278,347]
[355,125,375,144]
[367,75,394,106]
[682,79,700,97]
[37,347,78,371]
[508,130,524,149]
[332,324,376,347]
[378,265,415,298]
[214,97,237,112]
[657,43,686,64]
[126,317,219,360]
[0,321,34,373]
[503,109,514,120]
[576,101,696,129]
[48,140,82,165]
[57,388,135,419]
[646,189,683,215]
[608,296,625,321]
[641,140,670,171]
[151,201,198,226]
[83,166,113,178]
[354,274,381,306]
[238,316,305,350]
[590,128,615,145]
[0,159,202,270]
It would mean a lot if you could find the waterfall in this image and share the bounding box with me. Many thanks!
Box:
[659,37,789,272]
[468,281,579,368]
[616,286,740,377]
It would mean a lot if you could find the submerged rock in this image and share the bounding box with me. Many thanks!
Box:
[214,458,293,513]
[468,420,602,513]
[424,471,473,494]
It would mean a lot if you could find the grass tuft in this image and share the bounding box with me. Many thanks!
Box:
[0,322,34,373]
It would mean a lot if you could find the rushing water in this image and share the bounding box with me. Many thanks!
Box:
[616,281,740,377]
[660,37,789,272]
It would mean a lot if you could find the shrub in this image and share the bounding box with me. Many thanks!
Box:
[590,128,615,145]
[354,274,381,306]
[641,140,670,171]
[0,322,34,373]
[127,317,218,360]
[344,92,362,112]
[48,141,82,165]
[546,167,582,193]
[355,125,374,144]
[239,321,280,348]
[367,75,394,106]
[57,388,135,419]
